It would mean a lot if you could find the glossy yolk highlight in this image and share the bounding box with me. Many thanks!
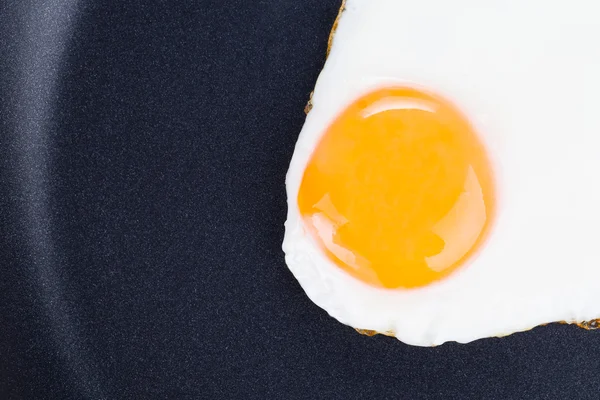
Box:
[298,87,495,289]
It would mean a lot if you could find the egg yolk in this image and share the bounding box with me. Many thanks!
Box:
[298,87,496,289]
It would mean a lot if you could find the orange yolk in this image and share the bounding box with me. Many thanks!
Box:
[298,87,496,289]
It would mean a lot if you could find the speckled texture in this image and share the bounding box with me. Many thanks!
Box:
[2,0,600,398]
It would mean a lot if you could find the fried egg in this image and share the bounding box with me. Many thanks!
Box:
[283,0,600,346]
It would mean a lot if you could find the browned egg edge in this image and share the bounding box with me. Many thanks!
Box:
[304,0,346,115]
[303,0,600,342]
[355,320,600,342]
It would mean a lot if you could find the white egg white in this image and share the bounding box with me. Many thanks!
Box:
[283,0,600,346]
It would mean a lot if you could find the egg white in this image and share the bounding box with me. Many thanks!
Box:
[283,0,600,346]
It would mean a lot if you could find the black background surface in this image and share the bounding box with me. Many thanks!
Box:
[2,1,600,399]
